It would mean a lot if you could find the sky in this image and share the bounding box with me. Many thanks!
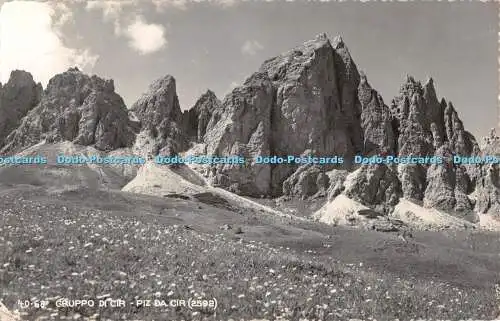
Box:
[0,0,497,139]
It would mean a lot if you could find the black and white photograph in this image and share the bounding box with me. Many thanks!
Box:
[0,0,499,320]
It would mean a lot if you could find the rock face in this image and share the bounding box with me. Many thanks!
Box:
[391,77,437,201]
[202,33,365,196]
[204,72,274,195]
[325,169,349,200]
[343,164,402,214]
[0,70,42,148]
[475,129,500,215]
[182,90,220,142]
[358,73,395,155]
[385,76,479,217]
[1,68,135,153]
[190,33,486,212]
[282,164,330,198]
[131,75,189,156]
[423,145,474,218]
[262,34,363,161]
[0,34,495,221]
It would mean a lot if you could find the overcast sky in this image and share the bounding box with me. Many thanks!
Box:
[0,0,497,139]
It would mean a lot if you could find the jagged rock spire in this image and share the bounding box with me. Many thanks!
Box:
[131,75,182,124]
[332,34,345,49]
[316,32,329,41]
[359,70,368,85]
[182,89,220,142]
[358,71,396,155]
[131,75,188,156]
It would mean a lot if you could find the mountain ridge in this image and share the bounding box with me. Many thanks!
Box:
[0,33,498,221]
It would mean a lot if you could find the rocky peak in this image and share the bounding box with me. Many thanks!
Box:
[316,32,329,41]
[199,89,217,101]
[5,70,40,89]
[443,101,478,156]
[393,77,433,157]
[132,75,182,126]
[131,75,187,156]
[390,75,476,157]
[192,90,219,113]
[332,35,345,49]
[201,34,365,196]
[182,89,220,142]
[1,68,135,153]
[44,68,116,104]
[399,75,424,98]
[0,70,42,148]
[358,74,395,154]
[262,34,363,157]
[483,128,500,148]
[203,71,274,195]
[384,75,479,214]
[259,33,337,82]
[423,77,435,94]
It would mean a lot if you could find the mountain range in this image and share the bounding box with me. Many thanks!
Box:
[0,33,498,230]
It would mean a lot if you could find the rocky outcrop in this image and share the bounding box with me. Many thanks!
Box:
[182,90,220,142]
[318,71,491,220]
[391,77,435,201]
[475,163,500,215]
[325,169,349,200]
[443,101,479,156]
[319,72,482,218]
[0,34,494,222]
[0,70,42,148]
[1,68,135,153]
[192,34,485,211]
[204,72,274,195]
[261,33,363,161]
[358,73,395,155]
[423,145,475,218]
[475,129,500,215]
[330,35,364,157]
[282,163,329,198]
[342,164,402,214]
[131,75,188,156]
[202,33,365,196]
[387,76,479,215]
